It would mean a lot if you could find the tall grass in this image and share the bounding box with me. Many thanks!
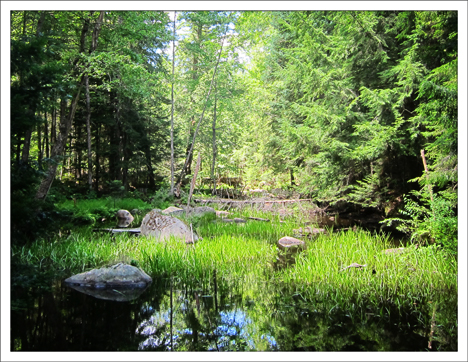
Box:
[12,224,277,287]
[13,205,457,308]
[280,229,457,306]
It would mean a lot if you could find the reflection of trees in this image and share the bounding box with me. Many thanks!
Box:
[253,289,432,351]
[136,275,279,351]
[11,269,456,351]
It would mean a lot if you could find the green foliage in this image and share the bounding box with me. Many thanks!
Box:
[383,192,457,256]
[10,163,56,245]
[239,10,457,213]
[149,188,175,209]
[426,196,457,256]
[13,213,456,307]
[281,229,456,304]
[347,172,387,209]
[53,197,152,230]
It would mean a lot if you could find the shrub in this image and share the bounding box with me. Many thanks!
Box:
[382,192,457,256]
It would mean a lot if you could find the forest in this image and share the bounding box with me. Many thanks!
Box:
[9,10,459,353]
[10,10,458,249]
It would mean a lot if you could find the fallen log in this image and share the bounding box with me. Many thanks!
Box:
[248,217,270,222]
[194,198,314,205]
[93,228,141,236]
[339,263,367,272]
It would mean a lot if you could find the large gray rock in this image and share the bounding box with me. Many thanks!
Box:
[64,263,151,302]
[63,263,152,288]
[140,209,199,243]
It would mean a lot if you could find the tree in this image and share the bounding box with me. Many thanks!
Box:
[170,12,177,195]
[35,11,105,200]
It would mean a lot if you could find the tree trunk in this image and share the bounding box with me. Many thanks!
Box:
[21,12,47,165]
[170,11,176,195]
[21,129,32,164]
[420,149,434,203]
[109,91,121,181]
[37,116,42,166]
[188,153,201,208]
[94,123,101,193]
[145,144,156,190]
[122,130,129,191]
[76,116,82,180]
[44,110,49,159]
[177,32,226,191]
[85,75,93,190]
[36,79,85,200]
[35,11,104,200]
[211,81,217,195]
[15,135,21,165]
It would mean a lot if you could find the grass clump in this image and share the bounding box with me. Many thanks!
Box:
[280,229,457,306]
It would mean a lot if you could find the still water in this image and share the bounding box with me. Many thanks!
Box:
[10,268,457,352]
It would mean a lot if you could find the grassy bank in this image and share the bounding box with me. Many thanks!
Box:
[279,229,457,304]
[12,204,457,304]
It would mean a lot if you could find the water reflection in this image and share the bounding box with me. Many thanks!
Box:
[66,284,150,302]
[10,269,457,351]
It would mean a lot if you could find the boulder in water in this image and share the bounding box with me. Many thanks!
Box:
[66,284,150,302]
[63,263,151,302]
[64,263,152,288]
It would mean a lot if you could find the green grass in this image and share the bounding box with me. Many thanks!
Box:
[53,197,154,228]
[279,229,457,305]
[56,196,152,213]
[12,201,457,309]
